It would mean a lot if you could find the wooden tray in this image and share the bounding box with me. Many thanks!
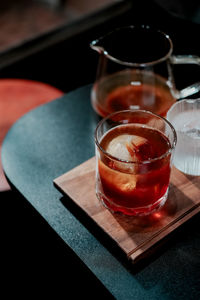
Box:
[54,157,200,263]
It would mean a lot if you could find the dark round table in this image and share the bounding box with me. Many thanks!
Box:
[2,85,200,299]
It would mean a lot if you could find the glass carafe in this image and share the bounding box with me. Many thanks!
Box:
[90,25,200,117]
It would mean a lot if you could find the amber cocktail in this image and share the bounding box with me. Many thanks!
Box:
[95,110,176,216]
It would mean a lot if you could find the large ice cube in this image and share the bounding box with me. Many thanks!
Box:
[106,134,147,161]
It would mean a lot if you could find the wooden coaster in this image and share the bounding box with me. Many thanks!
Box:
[54,157,200,263]
[0,78,64,191]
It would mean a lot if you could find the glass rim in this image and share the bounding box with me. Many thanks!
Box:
[167,98,200,117]
[90,25,173,67]
[95,109,177,165]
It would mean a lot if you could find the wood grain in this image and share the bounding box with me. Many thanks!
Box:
[54,157,200,263]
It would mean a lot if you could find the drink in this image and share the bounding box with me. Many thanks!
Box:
[169,110,200,176]
[92,70,176,117]
[167,99,200,176]
[95,109,176,216]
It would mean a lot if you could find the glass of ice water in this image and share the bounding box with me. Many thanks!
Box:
[167,99,200,176]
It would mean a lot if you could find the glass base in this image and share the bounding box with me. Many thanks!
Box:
[96,188,168,216]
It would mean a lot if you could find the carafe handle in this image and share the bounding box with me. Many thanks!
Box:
[170,55,200,99]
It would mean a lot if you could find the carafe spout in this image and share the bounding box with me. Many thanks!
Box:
[90,39,105,54]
